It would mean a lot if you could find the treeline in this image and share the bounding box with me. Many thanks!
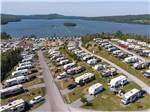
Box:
[1,48,22,81]
[1,32,12,40]
[1,14,150,25]
[1,14,21,25]
[82,31,150,44]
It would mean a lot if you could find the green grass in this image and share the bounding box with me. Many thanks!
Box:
[22,78,44,88]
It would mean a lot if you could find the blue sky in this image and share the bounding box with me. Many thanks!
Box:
[1,0,150,16]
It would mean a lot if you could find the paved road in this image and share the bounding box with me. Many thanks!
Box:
[38,51,70,112]
[112,43,147,61]
[79,44,150,94]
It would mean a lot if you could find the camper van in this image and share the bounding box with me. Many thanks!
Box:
[0,99,25,112]
[144,69,150,78]
[109,75,128,91]
[88,83,103,95]
[16,64,33,71]
[121,88,142,105]
[63,63,76,71]
[4,76,28,87]
[0,85,24,98]
[87,58,97,65]
[75,73,95,85]
[22,58,32,63]
[12,69,29,77]
[133,62,148,70]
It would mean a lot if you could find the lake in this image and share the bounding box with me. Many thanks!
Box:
[1,19,150,37]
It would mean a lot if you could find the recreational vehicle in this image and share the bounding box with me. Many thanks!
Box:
[75,73,95,85]
[93,64,107,71]
[67,66,85,75]
[16,64,33,71]
[109,75,128,91]
[121,88,142,105]
[0,85,24,98]
[124,56,139,64]
[19,61,32,67]
[102,68,117,77]
[87,58,97,65]
[63,62,76,71]
[4,76,28,87]
[88,83,103,95]
[0,99,25,112]
[12,69,29,77]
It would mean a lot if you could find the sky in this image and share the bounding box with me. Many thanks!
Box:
[1,0,150,16]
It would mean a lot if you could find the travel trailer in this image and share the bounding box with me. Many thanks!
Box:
[0,85,24,98]
[87,58,97,65]
[75,73,95,85]
[0,99,25,112]
[82,55,93,61]
[133,62,148,70]
[109,75,128,91]
[4,76,28,87]
[88,83,103,95]
[93,64,107,71]
[121,88,142,105]
[124,56,139,64]
[63,62,76,71]
[12,69,29,77]
[16,64,33,71]
[19,61,32,67]
[102,68,117,77]
[67,66,85,75]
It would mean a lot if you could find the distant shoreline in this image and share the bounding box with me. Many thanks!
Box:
[1,14,150,25]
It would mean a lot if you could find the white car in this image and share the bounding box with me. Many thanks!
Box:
[29,96,45,105]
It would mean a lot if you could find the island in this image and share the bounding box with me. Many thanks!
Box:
[63,22,77,27]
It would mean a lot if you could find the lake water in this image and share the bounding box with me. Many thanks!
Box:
[1,19,150,37]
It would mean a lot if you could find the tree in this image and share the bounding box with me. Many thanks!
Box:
[115,30,123,38]
[1,32,12,40]
[80,96,89,105]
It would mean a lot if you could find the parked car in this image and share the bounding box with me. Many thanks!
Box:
[67,84,76,90]
[29,96,45,105]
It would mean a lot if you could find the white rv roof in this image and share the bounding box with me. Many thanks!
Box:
[0,84,23,93]
[145,69,150,73]
[123,88,140,99]
[5,76,26,83]
[0,99,25,111]
[75,73,94,83]
[12,69,28,75]
[110,75,126,85]
[89,83,103,92]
